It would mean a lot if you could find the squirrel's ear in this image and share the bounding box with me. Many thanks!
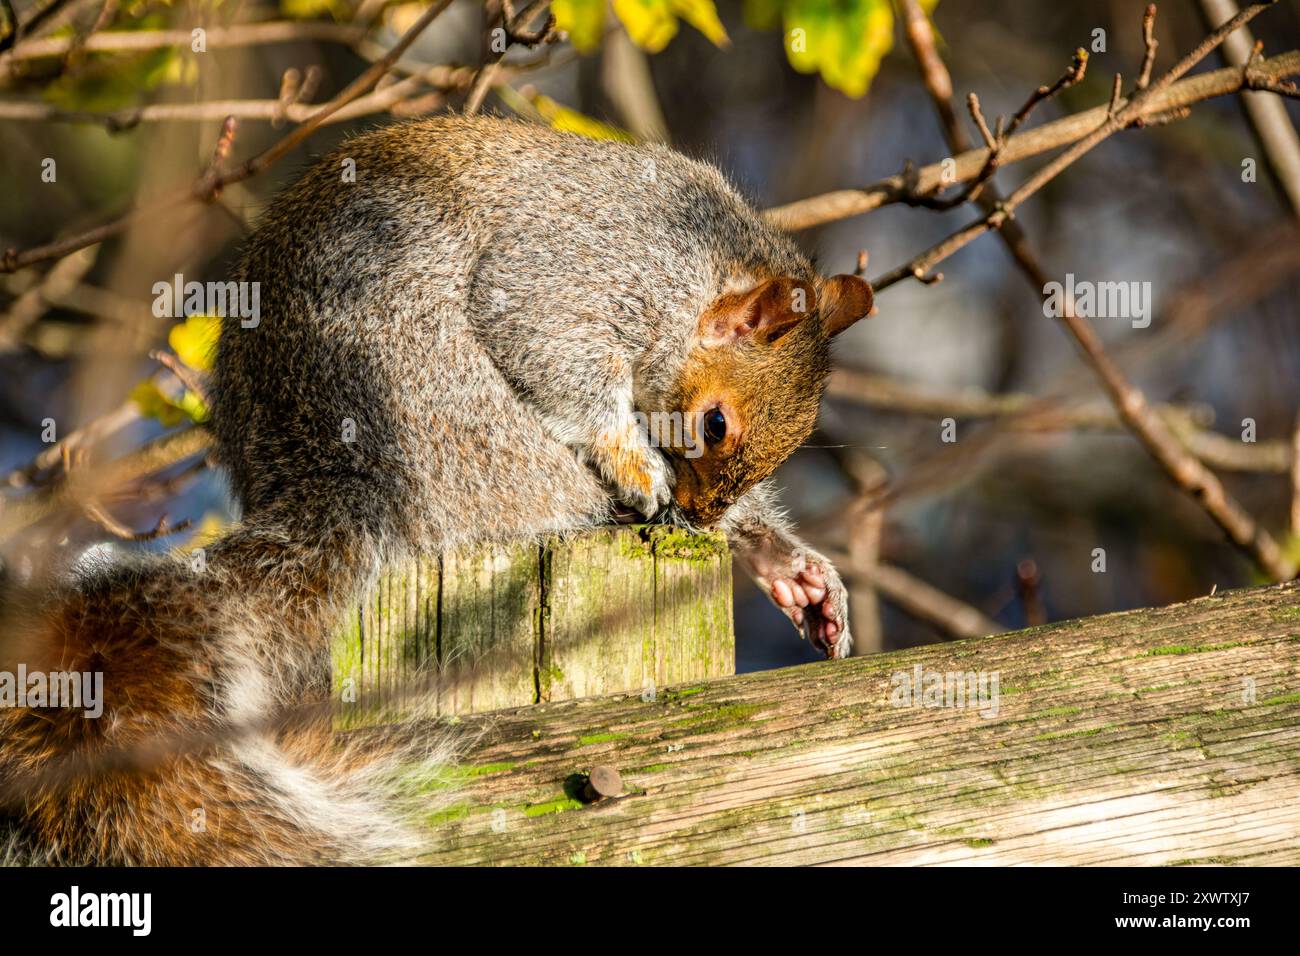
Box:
[820,274,875,337]
[700,277,818,347]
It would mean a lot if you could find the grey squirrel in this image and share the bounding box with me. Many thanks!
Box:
[0,115,873,864]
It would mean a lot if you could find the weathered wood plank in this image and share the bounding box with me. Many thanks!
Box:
[331,526,734,725]
[401,582,1300,865]
[439,543,541,716]
[650,527,733,691]
[544,529,654,703]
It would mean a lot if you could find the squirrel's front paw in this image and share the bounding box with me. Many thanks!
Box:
[605,444,673,520]
[769,561,852,659]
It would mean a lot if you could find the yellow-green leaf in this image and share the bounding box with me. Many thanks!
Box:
[1,2,18,49]
[168,313,220,372]
[612,0,728,53]
[130,330,211,427]
[181,512,228,553]
[280,0,345,19]
[175,389,209,424]
[784,0,896,98]
[671,0,729,47]
[533,95,636,143]
[130,380,188,428]
[613,0,679,53]
[554,0,607,53]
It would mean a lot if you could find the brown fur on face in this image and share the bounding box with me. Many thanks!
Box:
[662,272,872,526]
[665,314,830,527]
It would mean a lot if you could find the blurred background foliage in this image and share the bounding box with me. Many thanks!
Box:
[2,0,1299,670]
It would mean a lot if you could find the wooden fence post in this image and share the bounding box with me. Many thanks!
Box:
[331,525,734,725]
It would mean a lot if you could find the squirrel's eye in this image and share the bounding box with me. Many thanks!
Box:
[703,407,727,445]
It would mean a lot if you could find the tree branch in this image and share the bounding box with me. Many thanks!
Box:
[0,0,456,274]
[867,1,1296,582]
[764,49,1300,231]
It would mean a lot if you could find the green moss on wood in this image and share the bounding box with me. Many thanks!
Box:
[461,761,516,778]
[1261,692,1300,706]
[1028,705,1082,720]
[644,525,728,561]
[393,580,1300,866]
[427,804,474,825]
[1144,642,1245,656]
[1032,727,1104,742]
[577,731,629,746]
[522,795,584,817]
[666,701,766,732]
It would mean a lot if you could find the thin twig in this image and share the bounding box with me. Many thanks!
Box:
[1137,3,1159,90]
[1016,558,1046,626]
[969,92,997,148]
[828,367,1295,474]
[0,427,211,539]
[871,3,1283,292]
[825,547,1004,641]
[0,244,97,346]
[84,501,190,541]
[1201,0,1300,221]
[1006,47,1089,137]
[0,0,456,274]
[464,0,556,115]
[2,399,136,491]
[149,349,211,407]
[877,0,1296,581]
[0,53,577,129]
[841,452,888,655]
[764,49,1300,231]
[1108,72,1124,114]
[0,19,365,67]
[903,50,1087,211]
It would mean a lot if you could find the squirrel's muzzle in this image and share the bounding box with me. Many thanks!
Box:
[670,466,737,527]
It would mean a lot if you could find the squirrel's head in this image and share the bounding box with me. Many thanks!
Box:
[662,273,874,527]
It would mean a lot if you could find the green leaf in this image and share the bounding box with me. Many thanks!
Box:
[783,0,897,98]
[130,379,190,427]
[280,0,345,19]
[750,0,939,98]
[554,0,607,53]
[131,313,216,426]
[603,0,729,54]
[613,0,678,52]
[556,0,727,55]
[175,389,208,424]
[167,313,220,373]
[533,95,636,143]
[670,0,729,47]
[42,14,196,112]
[180,512,228,552]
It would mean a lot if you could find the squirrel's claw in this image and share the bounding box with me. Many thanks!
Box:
[770,564,852,659]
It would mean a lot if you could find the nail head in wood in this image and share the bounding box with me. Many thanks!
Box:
[584,766,623,802]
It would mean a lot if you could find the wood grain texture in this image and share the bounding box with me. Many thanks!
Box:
[331,526,734,725]
[404,582,1300,865]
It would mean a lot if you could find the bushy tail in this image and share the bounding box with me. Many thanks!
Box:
[0,519,451,865]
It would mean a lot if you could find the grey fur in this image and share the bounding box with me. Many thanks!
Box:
[3,115,857,868]
[213,114,849,652]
